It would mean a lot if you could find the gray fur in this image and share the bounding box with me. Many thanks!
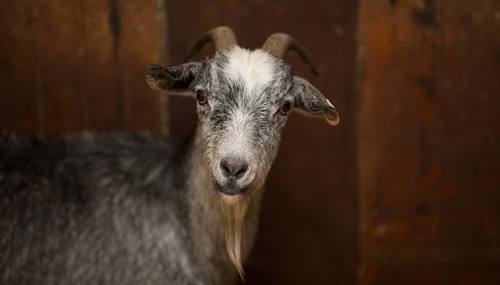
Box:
[1,33,338,285]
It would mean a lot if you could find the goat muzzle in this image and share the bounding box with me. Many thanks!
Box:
[215,156,253,198]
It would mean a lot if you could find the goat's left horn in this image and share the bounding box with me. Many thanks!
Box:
[262,33,318,76]
[184,26,238,62]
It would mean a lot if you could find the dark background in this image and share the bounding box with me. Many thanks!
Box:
[1,0,499,284]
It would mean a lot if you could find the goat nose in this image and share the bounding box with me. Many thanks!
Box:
[220,157,249,180]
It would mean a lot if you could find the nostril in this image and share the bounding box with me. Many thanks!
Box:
[220,157,249,180]
[233,163,248,178]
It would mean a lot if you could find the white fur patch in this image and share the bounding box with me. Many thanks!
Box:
[223,47,276,95]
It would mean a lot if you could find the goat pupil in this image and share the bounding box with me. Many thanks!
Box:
[196,92,206,104]
[280,103,290,114]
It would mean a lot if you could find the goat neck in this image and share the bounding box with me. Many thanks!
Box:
[184,127,263,282]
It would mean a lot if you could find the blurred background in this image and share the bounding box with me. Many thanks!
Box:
[0,0,499,284]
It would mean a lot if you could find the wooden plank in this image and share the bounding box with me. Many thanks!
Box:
[80,0,123,132]
[363,265,500,284]
[80,0,161,133]
[34,0,86,135]
[359,0,500,283]
[0,1,42,133]
[0,0,162,135]
[111,0,162,132]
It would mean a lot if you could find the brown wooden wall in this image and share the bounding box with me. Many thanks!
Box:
[0,0,163,135]
[1,0,499,284]
[359,0,500,284]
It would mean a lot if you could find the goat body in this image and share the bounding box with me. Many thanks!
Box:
[0,27,339,284]
[1,133,230,284]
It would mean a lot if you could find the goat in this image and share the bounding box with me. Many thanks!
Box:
[0,26,339,284]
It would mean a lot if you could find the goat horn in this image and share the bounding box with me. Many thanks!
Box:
[183,26,238,62]
[262,33,319,76]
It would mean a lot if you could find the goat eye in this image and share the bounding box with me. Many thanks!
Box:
[196,92,207,105]
[279,102,291,115]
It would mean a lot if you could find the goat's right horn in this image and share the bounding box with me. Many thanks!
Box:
[262,33,318,76]
[183,26,238,62]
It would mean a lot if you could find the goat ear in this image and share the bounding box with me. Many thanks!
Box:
[146,62,202,94]
[292,76,340,126]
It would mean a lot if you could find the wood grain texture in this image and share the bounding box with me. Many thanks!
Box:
[359,0,500,284]
[0,0,162,135]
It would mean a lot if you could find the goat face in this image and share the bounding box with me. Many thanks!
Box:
[146,28,339,203]
[194,47,293,200]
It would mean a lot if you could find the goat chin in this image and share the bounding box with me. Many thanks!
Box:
[220,195,250,280]
[220,193,243,205]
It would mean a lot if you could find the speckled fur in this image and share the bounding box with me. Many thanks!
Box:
[1,133,205,284]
